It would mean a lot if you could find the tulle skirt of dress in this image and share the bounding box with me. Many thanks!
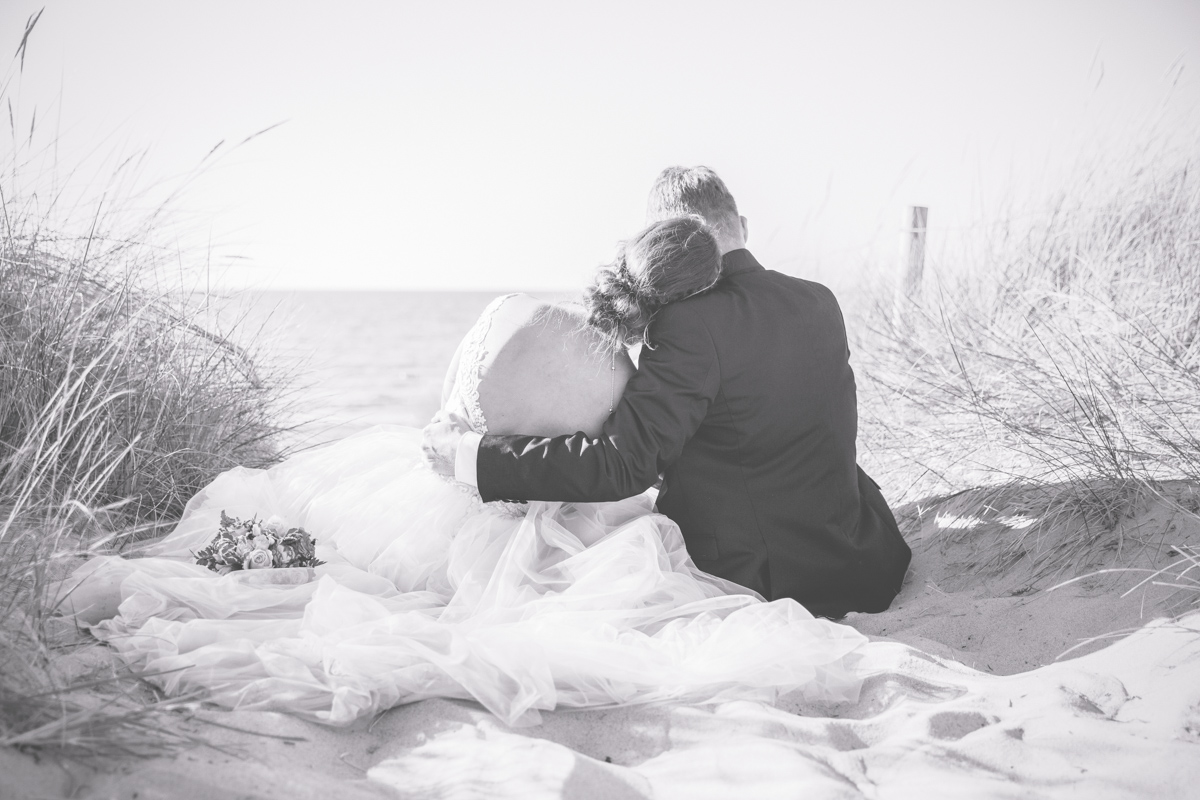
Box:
[84,426,867,726]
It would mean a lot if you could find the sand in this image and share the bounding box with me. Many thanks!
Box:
[4,484,1200,800]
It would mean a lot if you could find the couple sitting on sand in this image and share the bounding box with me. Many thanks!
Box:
[421,165,911,618]
[68,166,911,725]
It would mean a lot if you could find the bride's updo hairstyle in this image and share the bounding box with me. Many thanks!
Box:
[585,216,721,347]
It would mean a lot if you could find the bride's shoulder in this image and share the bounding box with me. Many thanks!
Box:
[475,294,597,364]
[485,292,542,321]
[476,294,549,345]
[546,298,587,320]
[491,294,590,334]
[497,293,581,316]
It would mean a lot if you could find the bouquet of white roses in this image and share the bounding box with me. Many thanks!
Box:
[194,511,324,574]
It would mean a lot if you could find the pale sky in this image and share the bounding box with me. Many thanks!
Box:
[3,1,1199,291]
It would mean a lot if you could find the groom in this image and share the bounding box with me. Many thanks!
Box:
[424,166,910,618]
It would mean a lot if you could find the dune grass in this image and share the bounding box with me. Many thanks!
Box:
[0,220,295,759]
[0,24,297,758]
[0,241,296,755]
[856,149,1200,577]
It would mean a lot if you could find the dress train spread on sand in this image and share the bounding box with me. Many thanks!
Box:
[79,295,867,725]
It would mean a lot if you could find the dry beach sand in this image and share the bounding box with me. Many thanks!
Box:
[4,484,1200,800]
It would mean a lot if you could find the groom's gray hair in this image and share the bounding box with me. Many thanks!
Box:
[646,166,739,235]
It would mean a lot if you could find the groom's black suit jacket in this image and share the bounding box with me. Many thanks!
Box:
[476,249,911,617]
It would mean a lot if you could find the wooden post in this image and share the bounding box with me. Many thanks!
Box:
[901,205,928,298]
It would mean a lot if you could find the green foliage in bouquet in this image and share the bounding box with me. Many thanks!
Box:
[194,511,324,574]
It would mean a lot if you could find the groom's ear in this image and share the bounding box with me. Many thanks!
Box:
[740,216,749,244]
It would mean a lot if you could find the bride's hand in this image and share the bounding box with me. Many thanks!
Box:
[421,414,469,477]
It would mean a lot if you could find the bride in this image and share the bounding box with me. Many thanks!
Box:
[62,216,867,727]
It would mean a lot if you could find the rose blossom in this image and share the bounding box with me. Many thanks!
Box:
[243,549,274,570]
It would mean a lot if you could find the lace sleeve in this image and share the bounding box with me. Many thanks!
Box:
[452,293,521,435]
[441,293,545,516]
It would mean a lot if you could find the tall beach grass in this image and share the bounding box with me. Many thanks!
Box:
[0,193,294,758]
[856,145,1200,576]
[0,19,295,756]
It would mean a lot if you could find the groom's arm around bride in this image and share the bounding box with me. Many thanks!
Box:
[425,167,911,619]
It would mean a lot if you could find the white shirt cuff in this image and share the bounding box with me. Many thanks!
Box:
[454,431,483,487]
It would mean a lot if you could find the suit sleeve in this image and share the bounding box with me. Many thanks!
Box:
[476,302,720,503]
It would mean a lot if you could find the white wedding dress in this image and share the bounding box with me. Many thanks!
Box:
[78,294,867,726]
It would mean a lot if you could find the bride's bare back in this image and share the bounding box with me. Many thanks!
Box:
[447,294,635,439]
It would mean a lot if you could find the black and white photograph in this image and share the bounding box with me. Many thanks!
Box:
[2,2,1199,798]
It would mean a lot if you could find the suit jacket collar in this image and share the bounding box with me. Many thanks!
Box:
[721,249,764,277]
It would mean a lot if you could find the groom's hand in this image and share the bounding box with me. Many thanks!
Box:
[421,413,469,477]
